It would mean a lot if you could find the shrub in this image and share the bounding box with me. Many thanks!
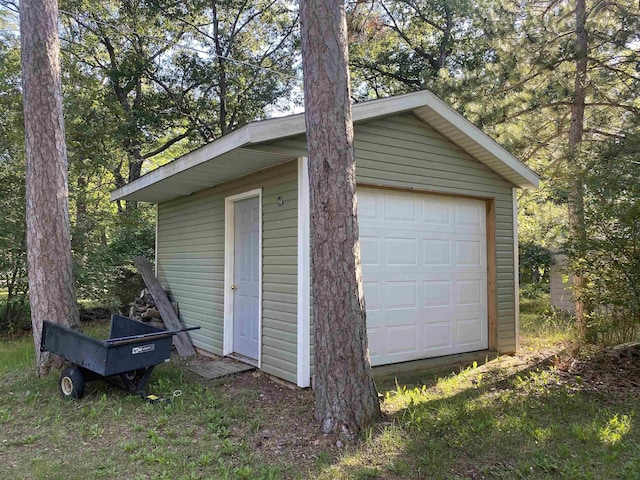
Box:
[0,299,31,335]
[566,133,640,344]
[519,242,552,284]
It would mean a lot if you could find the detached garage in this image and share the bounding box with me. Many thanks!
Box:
[111,90,539,388]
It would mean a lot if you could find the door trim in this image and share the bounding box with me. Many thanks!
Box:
[223,189,262,367]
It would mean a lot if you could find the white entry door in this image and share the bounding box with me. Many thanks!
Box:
[358,187,488,366]
[232,196,260,361]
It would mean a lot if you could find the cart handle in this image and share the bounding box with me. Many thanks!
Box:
[104,326,201,346]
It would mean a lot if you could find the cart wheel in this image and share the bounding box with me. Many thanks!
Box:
[120,368,146,391]
[59,367,85,399]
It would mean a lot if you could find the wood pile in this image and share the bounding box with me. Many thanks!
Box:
[128,288,165,328]
[606,342,640,360]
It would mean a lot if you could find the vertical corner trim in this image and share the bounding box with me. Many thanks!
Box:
[512,188,520,352]
[297,157,311,388]
[154,203,159,277]
[486,199,498,351]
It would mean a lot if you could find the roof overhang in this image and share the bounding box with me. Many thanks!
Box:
[111,90,539,203]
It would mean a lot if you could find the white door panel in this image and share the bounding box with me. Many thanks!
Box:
[358,187,488,366]
[233,196,260,360]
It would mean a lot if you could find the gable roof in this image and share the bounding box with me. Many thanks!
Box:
[111,90,539,203]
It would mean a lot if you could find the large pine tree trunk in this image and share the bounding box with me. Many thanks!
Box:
[20,0,81,376]
[568,0,588,339]
[299,0,380,437]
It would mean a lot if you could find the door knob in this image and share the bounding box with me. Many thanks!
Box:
[231,284,238,291]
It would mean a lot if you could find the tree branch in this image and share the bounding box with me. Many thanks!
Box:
[141,130,191,159]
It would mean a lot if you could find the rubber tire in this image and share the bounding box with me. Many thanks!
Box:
[59,367,85,399]
[120,368,146,392]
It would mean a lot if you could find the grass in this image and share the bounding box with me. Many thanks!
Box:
[0,321,297,479]
[2,296,640,479]
[319,364,640,479]
[520,295,575,351]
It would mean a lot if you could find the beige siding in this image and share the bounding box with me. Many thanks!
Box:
[260,112,519,356]
[157,161,299,384]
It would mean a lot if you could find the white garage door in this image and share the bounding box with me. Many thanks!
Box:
[358,187,488,366]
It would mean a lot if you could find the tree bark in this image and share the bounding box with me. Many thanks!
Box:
[568,0,588,339]
[20,0,81,376]
[299,0,381,437]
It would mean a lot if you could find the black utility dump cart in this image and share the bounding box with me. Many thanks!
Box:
[41,314,199,399]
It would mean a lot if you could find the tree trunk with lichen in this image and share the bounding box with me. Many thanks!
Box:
[20,0,81,376]
[299,0,381,438]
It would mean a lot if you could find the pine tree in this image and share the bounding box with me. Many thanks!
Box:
[300,0,381,437]
[20,0,80,375]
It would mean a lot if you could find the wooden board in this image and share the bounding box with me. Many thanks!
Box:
[134,256,196,357]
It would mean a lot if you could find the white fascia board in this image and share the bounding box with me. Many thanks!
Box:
[111,90,539,202]
[110,93,434,202]
[413,92,540,189]
[353,90,436,121]
[246,91,430,142]
[111,127,253,201]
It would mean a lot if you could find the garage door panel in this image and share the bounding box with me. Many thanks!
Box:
[454,200,484,233]
[454,240,484,266]
[423,239,451,265]
[456,317,485,346]
[423,280,452,306]
[386,324,419,355]
[385,281,418,309]
[368,327,381,360]
[424,322,453,350]
[360,236,380,266]
[455,279,483,306]
[386,238,418,266]
[385,194,417,223]
[359,187,488,366]
[422,197,451,227]
[363,281,381,310]
[358,192,380,220]
[367,311,422,328]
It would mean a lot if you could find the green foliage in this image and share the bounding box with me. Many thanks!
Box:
[519,241,552,284]
[348,0,512,100]
[1,1,299,315]
[0,17,27,308]
[519,281,549,300]
[60,0,298,186]
[0,299,31,335]
[567,134,640,344]
[75,208,155,308]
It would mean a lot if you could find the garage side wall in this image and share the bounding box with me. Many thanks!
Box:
[156,161,299,383]
[258,113,518,355]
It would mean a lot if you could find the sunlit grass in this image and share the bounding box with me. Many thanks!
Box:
[0,334,33,375]
[2,294,639,479]
[520,293,576,351]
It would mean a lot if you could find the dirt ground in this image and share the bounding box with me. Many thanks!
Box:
[179,342,640,473]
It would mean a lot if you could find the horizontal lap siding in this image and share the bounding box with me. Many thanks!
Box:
[157,161,299,383]
[260,112,518,359]
[262,175,298,384]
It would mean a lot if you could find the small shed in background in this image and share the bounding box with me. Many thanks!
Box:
[550,253,575,313]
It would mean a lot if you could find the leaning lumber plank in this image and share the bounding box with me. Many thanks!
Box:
[134,256,196,357]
